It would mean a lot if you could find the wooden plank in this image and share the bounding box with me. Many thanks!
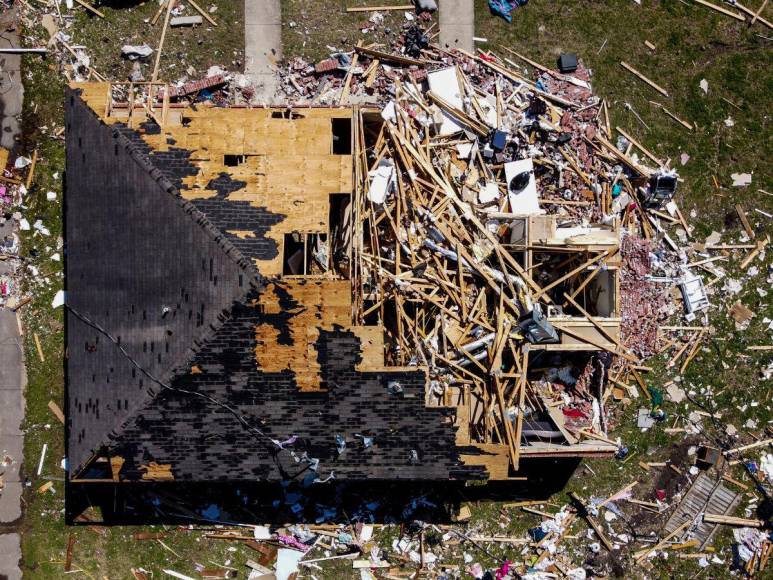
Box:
[694,0,746,20]
[616,126,663,166]
[736,204,756,239]
[346,4,415,11]
[65,533,75,571]
[48,400,65,424]
[33,332,45,362]
[620,61,669,96]
[543,396,578,444]
[187,0,218,26]
[355,45,424,67]
[151,0,168,26]
[569,492,613,551]
[749,0,771,27]
[25,149,38,190]
[704,514,764,527]
[74,0,105,18]
[152,0,176,82]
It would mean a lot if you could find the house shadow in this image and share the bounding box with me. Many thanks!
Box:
[66,457,581,526]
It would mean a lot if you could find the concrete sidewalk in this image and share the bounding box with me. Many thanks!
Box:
[244,0,282,104]
[439,0,475,53]
[0,8,26,580]
[0,534,21,580]
[0,8,23,150]
[0,295,25,525]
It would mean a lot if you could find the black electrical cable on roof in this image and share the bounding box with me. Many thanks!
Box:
[65,303,296,458]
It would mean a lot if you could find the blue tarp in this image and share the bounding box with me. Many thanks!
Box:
[489,0,529,23]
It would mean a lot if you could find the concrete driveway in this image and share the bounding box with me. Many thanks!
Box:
[0,6,26,580]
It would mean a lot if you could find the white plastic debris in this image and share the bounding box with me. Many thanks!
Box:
[367,159,396,204]
[170,15,204,26]
[722,278,743,295]
[253,525,271,540]
[380,100,396,123]
[275,548,304,580]
[699,79,708,94]
[121,44,153,59]
[46,191,57,201]
[731,173,752,187]
[52,290,65,309]
[456,141,475,160]
[478,181,500,204]
[33,220,50,236]
[666,382,686,403]
[760,453,773,482]
[14,156,31,169]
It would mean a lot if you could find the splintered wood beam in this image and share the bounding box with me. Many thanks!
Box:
[704,514,765,527]
[426,91,489,136]
[595,133,653,177]
[498,45,550,72]
[494,375,519,468]
[634,522,690,562]
[152,0,175,82]
[460,48,576,109]
[740,237,769,269]
[511,348,529,470]
[389,125,546,299]
[340,42,361,105]
[355,45,424,67]
[152,0,168,25]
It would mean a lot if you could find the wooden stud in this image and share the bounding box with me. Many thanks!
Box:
[186,0,218,26]
[152,0,175,82]
[74,0,105,18]
[620,61,669,96]
[694,0,746,21]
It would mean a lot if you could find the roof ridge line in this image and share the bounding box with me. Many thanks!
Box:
[110,125,260,276]
[66,96,266,473]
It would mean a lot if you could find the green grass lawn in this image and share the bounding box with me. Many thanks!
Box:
[14,0,773,578]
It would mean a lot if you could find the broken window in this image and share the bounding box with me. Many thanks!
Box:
[282,232,329,276]
[271,110,305,120]
[329,193,352,277]
[331,118,352,155]
[223,154,246,167]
